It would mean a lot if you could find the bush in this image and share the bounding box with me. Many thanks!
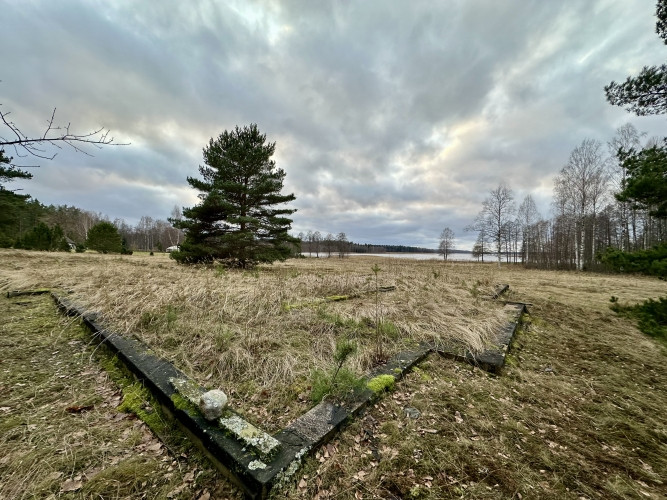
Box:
[13,222,70,252]
[600,244,667,279]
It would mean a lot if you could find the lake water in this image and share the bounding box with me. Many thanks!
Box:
[347,252,481,261]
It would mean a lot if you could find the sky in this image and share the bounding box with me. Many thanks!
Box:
[1,0,665,250]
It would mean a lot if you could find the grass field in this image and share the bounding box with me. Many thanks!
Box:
[1,249,666,499]
[0,250,509,430]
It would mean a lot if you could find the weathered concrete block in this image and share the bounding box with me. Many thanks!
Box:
[219,413,282,460]
[169,377,204,403]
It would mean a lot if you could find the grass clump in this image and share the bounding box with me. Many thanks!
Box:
[311,337,364,403]
[310,367,365,404]
[611,295,667,343]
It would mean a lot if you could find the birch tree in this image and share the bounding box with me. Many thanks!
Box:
[554,139,608,269]
[438,227,455,260]
[475,184,516,267]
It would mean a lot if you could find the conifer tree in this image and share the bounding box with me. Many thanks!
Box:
[0,149,32,188]
[86,221,122,253]
[172,124,297,268]
[604,1,667,116]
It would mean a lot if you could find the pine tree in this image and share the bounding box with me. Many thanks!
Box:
[172,124,297,268]
[616,142,667,219]
[604,1,667,116]
[86,221,122,253]
[0,149,33,190]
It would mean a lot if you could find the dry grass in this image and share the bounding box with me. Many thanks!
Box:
[0,292,239,499]
[0,250,506,430]
[2,250,665,499]
[282,269,667,500]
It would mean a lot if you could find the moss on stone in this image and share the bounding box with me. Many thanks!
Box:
[117,382,169,435]
[366,374,395,394]
[170,392,201,416]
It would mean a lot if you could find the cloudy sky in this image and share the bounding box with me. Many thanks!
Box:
[2,0,665,249]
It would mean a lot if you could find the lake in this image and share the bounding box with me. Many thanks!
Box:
[347,252,481,261]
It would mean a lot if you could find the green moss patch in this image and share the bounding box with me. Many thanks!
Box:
[366,374,395,394]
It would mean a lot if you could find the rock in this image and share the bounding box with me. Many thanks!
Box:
[404,407,421,419]
[199,390,228,420]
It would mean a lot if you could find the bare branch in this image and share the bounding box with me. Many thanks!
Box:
[1,105,128,161]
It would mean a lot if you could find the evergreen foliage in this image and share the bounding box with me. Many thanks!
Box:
[86,221,122,253]
[0,149,33,187]
[604,1,667,116]
[0,191,45,247]
[600,244,667,278]
[172,124,297,268]
[615,142,667,218]
[14,222,70,251]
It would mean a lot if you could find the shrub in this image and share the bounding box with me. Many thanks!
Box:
[600,244,667,279]
[86,222,122,253]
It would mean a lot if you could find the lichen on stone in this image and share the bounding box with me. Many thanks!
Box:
[169,377,203,404]
[218,414,281,459]
[199,389,228,420]
[273,446,310,490]
[248,460,267,470]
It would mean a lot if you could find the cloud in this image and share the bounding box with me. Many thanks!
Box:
[2,0,665,249]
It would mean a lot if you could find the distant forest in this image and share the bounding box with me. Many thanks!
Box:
[298,237,470,255]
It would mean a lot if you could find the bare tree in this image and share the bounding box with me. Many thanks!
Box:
[325,232,334,257]
[336,232,349,258]
[517,194,541,263]
[438,227,455,260]
[80,210,103,241]
[305,230,314,257]
[608,123,643,250]
[296,232,305,256]
[312,230,322,258]
[137,215,155,251]
[1,104,125,161]
[167,205,184,246]
[472,230,487,262]
[474,184,516,267]
[554,139,608,269]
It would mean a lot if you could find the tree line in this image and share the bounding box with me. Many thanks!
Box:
[465,124,666,270]
[0,176,184,253]
[466,1,667,271]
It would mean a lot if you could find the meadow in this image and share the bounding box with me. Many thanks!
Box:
[0,250,512,430]
[1,249,666,499]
